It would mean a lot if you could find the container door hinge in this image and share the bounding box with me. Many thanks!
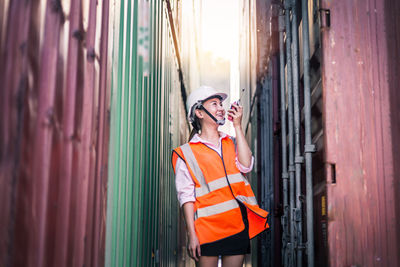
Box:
[327,163,336,184]
[297,243,307,250]
[294,208,302,221]
[295,156,304,164]
[304,144,316,153]
[319,8,331,29]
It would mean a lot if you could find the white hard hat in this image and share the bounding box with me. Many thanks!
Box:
[186,86,228,123]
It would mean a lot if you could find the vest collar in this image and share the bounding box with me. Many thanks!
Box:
[189,131,229,146]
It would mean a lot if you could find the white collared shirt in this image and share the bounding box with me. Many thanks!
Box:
[175,132,254,207]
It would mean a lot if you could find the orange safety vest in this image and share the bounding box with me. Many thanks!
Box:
[172,136,269,245]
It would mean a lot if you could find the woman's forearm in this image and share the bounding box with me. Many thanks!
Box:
[228,102,252,168]
[182,202,196,237]
[234,125,252,168]
[182,202,201,260]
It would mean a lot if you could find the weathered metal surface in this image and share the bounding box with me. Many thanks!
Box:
[250,1,285,266]
[278,9,290,267]
[256,1,322,266]
[285,2,297,265]
[320,0,400,266]
[300,0,315,265]
[290,2,305,265]
[0,0,111,266]
[54,0,82,265]
[96,0,112,265]
[104,0,186,266]
[259,61,275,266]
[0,0,33,265]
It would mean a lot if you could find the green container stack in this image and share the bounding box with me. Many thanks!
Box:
[105,0,185,266]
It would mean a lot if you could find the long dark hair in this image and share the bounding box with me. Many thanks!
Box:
[188,115,201,141]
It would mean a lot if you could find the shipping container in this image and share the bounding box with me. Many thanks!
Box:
[0,0,189,266]
[0,0,112,266]
[249,0,400,266]
[104,0,189,266]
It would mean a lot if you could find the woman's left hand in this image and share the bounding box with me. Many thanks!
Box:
[228,102,243,127]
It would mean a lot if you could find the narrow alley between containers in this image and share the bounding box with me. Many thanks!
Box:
[1,0,399,267]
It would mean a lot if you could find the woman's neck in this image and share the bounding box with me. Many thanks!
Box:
[199,127,220,146]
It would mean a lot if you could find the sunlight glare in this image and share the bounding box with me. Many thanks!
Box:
[201,0,238,60]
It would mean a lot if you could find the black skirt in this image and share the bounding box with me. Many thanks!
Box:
[200,201,251,256]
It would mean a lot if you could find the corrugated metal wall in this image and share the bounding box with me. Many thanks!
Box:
[252,0,323,266]
[0,0,111,266]
[253,0,400,266]
[238,0,282,266]
[1,0,188,266]
[320,0,400,266]
[104,0,187,266]
[237,0,261,266]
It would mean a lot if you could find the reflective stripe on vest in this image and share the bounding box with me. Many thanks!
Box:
[180,143,209,190]
[195,173,249,197]
[236,195,258,206]
[195,195,258,219]
[196,199,238,218]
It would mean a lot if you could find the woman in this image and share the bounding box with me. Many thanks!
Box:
[171,86,269,267]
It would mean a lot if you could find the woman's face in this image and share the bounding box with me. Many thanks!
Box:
[197,97,225,125]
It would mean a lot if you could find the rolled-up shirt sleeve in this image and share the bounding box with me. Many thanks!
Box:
[175,158,196,207]
[235,156,254,173]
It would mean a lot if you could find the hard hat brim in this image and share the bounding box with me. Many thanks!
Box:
[202,93,228,103]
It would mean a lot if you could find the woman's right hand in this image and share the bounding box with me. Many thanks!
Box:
[187,232,201,261]
[182,202,201,261]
